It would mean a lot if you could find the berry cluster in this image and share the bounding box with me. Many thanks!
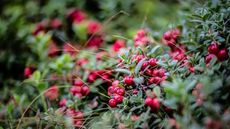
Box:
[163,28,180,47]
[65,108,84,127]
[111,39,126,52]
[70,79,90,98]
[108,80,125,107]
[145,96,160,111]
[44,85,59,100]
[134,29,150,47]
[206,42,229,63]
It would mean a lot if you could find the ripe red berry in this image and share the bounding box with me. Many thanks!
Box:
[149,58,157,67]
[74,79,84,86]
[151,98,160,110]
[137,29,146,37]
[124,76,134,85]
[24,67,32,78]
[108,86,115,95]
[145,69,152,76]
[148,77,162,85]
[163,31,171,40]
[59,98,67,107]
[205,54,217,64]
[116,88,125,96]
[158,68,166,77]
[208,43,219,54]
[141,61,149,70]
[114,95,124,103]
[109,99,117,108]
[217,49,229,61]
[81,86,90,96]
[70,86,82,94]
[145,97,153,107]
[88,74,97,82]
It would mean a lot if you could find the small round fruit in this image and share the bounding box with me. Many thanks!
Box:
[145,97,153,107]
[217,49,229,61]
[116,88,125,96]
[81,86,90,96]
[149,58,158,67]
[124,76,134,85]
[208,43,219,54]
[205,54,216,64]
[114,95,124,103]
[109,99,117,108]
[151,98,160,110]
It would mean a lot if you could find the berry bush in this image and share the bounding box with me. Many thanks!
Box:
[0,0,230,129]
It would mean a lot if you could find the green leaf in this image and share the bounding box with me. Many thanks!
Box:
[134,58,146,75]
[153,86,161,98]
[114,68,131,75]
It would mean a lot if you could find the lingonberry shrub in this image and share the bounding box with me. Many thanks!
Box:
[1,0,230,129]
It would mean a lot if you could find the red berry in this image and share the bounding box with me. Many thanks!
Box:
[151,98,160,110]
[148,77,161,85]
[158,68,166,77]
[205,54,216,64]
[70,86,82,94]
[124,76,134,85]
[163,31,171,40]
[109,99,117,108]
[133,89,138,94]
[74,93,83,98]
[108,86,115,95]
[66,108,77,116]
[145,97,153,107]
[141,61,149,70]
[74,120,83,127]
[59,98,67,107]
[74,79,84,86]
[217,49,229,61]
[152,69,159,76]
[88,74,97,82]
[145,69,152,76]
[149,58,157,67]
[116,88,125,96]
[114,95,124,103]
[137,29,146,37]
[208,43,219,54]
[81,86,90,96]
[24,67,32,78]
[75,111,84,119]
